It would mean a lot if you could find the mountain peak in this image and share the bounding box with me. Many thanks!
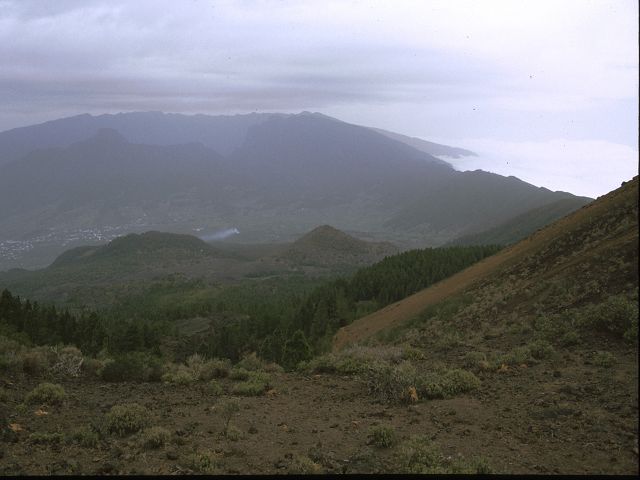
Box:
[279,224,398,267]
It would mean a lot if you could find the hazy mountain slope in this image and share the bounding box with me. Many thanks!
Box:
[230,113,454,206]
[277,225,398,266]
[0,111,592,270]
[386,170,592,239]
[335,176,637,349]
[370,127,476,160]
[445,196,592,246]
[0,129,237,235]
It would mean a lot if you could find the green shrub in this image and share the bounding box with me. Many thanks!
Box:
[527,339,555,360]
[183,452,219,474]
[304,346,406,376]
[578,294,639,339]
[21,349,52,375]
[204,380,224,396]
[161,367,195,385]
[288,455,322,474]
[364,361,418,404]
[592,351,615,368]
[0,387,8,403]
[220,399,240,436]
[231,371,271,396]
[394,435,491,474]
[437,369,481,397]
[48,345,84,377]
[368,425,397,448]
[67,427,100,448]
[0,350,22,373]
[496,346,532,366]
[225,424,242,442]
[416,369,480,400]
[300,351,379,376]
[235,352,265,371]
[100,352,164,382]
[364,362,480,403]
[25,383,66,405]
[141,426,170,449]
[105,403,150,436]
[198,358,231,380]
[559,330,580,347]
[229,367,251,380]
[462,351,488,370]
[28,431,63,445]
[402,347,426,361]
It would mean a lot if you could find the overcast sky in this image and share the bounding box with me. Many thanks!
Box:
[0,0,637,197]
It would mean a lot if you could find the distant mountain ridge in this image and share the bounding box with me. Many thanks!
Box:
[0,111,592,269]
[370,127,477,159]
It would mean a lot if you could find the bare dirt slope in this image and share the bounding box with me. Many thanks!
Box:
[333,177,638,350]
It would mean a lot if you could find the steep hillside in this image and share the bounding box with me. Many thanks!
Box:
[277,225,398,267]
[335,177,637,348]
[445,196,592,246]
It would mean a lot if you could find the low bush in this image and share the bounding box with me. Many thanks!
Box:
[67,427,100,448]
[21,348,53,375]
[235,352,265,371]
[141,426,170,449]
[462,351,489,371]
[288,455,322,474]
[220,399,240,437]
[229,367,251,381]
[527,339,555,360]
[161,367,195,385]
[225,424,242,442]
[100,352,164,382]
[183,452,219,474]
[300,346,406,376]
[578,294,638,340]
[364,362,480,403]
[495,346,532,367]
[368,425,397,448]
[231,371,271,396]
[81,357,105,377]
[394,435,491,474]
[105,403,150,436]
[28,431,64,445]
[51,346,84,377]
[25,383,66,405]
[592,351,615,368]
[204,380,224,396]
[364,361,419,404]
[198,358,231,380]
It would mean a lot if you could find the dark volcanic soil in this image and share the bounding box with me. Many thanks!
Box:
[1,345,637,476]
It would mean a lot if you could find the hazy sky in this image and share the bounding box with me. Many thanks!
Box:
[0,0,637,197]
